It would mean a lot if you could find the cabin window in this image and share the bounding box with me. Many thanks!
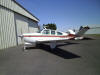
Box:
[51,30,55,35]
[57,32,62,35]
[43,30,50,34]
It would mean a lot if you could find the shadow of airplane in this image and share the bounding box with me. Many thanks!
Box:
[82,37,94,40]
[57,42,79,47]
[26,43,81,59]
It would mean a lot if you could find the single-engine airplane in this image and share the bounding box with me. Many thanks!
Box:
[18,26,95,49]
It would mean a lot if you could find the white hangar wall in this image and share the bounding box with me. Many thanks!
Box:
[15,13,29,45]
[28,19,39,33]
[15,13,39,45]
[0,0,39,50]
[0,0,39,22]
[0,6,17,49]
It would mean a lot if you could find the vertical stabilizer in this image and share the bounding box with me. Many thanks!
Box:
[76,26,90,37]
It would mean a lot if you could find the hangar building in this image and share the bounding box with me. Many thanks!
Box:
[0,0,39,50]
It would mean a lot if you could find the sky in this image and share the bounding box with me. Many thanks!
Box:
[16,0,100,33]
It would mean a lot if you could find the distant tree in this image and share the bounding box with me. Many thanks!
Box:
[43,23,57,30]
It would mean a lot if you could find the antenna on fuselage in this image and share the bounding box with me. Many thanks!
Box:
[43,25,47,29]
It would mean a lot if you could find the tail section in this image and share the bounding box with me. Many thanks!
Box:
[75,26,90,37]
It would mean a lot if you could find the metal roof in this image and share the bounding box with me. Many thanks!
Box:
[0,0,39,22]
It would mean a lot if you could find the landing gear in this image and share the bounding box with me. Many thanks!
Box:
[23,42,36,51]
[24,46,26,50]
[23,45,28,52]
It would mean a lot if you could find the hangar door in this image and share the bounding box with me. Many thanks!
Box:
[28,19,39,33]
[15,13,29,45]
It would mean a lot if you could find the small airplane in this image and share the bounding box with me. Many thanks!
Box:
[18,26,94,49]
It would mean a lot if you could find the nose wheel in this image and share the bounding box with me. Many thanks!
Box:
[24,46,26,50]
[23,42,36,51]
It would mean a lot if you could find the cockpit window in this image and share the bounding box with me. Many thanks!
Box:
[66,31,70,34]
[42,30,50,34]
[57,32,62,35]
[51,30,55,35]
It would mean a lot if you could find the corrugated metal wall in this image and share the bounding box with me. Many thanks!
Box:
[15,14,39,44]
[0,6,17,49]
[15,13,29,45]
[0,0,39,50]
[0,6,2,49]
[28,19,39,33]
[0,0,39,22]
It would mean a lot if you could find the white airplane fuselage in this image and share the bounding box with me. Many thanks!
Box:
[19,26,90,49]
[23,32,74,43]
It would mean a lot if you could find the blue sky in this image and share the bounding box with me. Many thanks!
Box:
[16,0,100,33]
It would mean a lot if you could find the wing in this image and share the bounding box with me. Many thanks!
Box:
[36,37,76,43]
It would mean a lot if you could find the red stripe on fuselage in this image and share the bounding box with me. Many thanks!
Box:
[23,34,75,38]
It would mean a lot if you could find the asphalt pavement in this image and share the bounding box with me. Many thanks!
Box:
[0,35,100,75]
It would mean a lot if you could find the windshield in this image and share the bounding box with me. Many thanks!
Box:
[42,30,50,34]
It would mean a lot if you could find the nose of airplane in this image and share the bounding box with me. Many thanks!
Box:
[18,35,23,38]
